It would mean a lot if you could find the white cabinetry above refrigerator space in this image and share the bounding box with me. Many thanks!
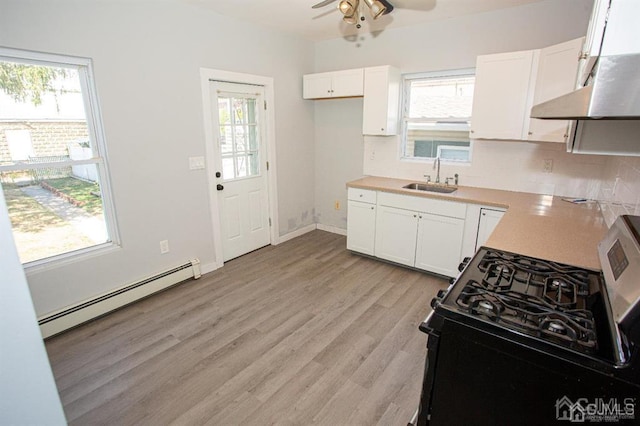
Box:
[303,68,364,99]
[303,65,400,136]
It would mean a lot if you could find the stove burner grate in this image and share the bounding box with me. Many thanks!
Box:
[456,280,597,353]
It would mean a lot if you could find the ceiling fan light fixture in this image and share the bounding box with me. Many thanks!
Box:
[363,0,386,19]
[338,0,358,17]
[342,14,358,25]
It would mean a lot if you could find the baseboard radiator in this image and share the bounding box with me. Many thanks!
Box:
[38,259,202,338]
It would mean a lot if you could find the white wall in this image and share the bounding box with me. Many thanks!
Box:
[312,0,607,230]
[0,0,316,315]
[0,190,67,425]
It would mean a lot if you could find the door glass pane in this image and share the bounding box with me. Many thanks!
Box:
[221,157,234,180]
[218,98,231,125]
[217,93,261,181]
[236,155,248,178]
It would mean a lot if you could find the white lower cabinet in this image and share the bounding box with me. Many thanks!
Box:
[416,213,465,277]
[476,208,506,250]
[346,188,377,255]
[346,200,376,255]
[374,205,419,267]
[367,192,466,277]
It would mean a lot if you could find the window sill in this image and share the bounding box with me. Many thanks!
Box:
[399,157,472,166]
[24,242,122,276]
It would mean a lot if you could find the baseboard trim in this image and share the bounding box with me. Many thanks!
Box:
[38,259,201,338]
[278,224,317,244]
[316,223,347,236]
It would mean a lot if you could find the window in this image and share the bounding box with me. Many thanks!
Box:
[0,48,118,265]
[401,70,475,162]
[217,93,261,181]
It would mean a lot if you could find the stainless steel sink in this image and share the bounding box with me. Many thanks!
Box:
[403,183,458,194]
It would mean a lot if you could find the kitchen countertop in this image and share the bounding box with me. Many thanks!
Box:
[347,176,608,270]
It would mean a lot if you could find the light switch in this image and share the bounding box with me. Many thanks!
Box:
[189,156,205,170]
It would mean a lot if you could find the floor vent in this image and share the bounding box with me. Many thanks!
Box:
[38,259,201,338]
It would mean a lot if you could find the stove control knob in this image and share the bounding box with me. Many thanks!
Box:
[458,257,471,272]
[431,289,449,309]
[430,297,440,310]
[448,277,456,285]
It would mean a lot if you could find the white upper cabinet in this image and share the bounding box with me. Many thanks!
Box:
[362,65,401,136]
[470,38,584,143]
[528,37,584,143]
[303,68,364,99]
[578,0,609,85]
[470,50,538,140]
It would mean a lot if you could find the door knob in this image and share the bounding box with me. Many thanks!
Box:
[216,184,224,191]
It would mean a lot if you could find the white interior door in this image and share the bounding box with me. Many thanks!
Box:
[211,82,270,262]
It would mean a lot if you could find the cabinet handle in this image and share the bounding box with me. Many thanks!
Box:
[371,206,374,210]
[528,131,533,135]
[381,128,384,131]
[470,130,475,133]
[413,214,417,218]
[359,194,363,197]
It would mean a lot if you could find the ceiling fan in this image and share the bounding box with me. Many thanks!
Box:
[312,0,394,28]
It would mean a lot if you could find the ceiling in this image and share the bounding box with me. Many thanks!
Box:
[184,0,547,41]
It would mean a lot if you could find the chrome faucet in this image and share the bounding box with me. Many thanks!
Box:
[433,157,441,184]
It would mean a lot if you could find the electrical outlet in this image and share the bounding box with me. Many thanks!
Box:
[334,200,340,210]
[543,159,553,173]
[160,240,170,254]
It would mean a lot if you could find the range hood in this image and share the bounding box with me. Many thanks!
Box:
[531,53,640,120]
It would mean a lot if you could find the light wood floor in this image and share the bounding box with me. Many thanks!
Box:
[45,230,447,426]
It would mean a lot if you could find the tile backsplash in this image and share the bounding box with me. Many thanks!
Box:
[598,156,640,227]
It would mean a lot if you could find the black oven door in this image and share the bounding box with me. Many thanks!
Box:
[416,318,640,425]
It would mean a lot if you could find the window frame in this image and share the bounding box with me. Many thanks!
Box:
[0,47,120,269]
[400,68,476,164]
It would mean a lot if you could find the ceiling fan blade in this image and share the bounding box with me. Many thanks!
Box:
[379,0,394,14]
[312,0,338,9]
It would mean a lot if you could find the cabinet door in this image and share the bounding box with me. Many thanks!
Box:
[347,200,376,255]
[470,50,537,140]
[374,206,418,267]
[476,208,505,250]
[578,0,609,85]
[332,68,364,98]
[303,73,333,99]
[528,38,583,143]
[362,66,400,136]
[415,213,464,277]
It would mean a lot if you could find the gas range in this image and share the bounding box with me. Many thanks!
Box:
[413,215,640,426]
[442,247,605,358]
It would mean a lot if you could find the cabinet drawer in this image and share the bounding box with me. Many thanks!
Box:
[348,188,377,204]
[377,192,466,219]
